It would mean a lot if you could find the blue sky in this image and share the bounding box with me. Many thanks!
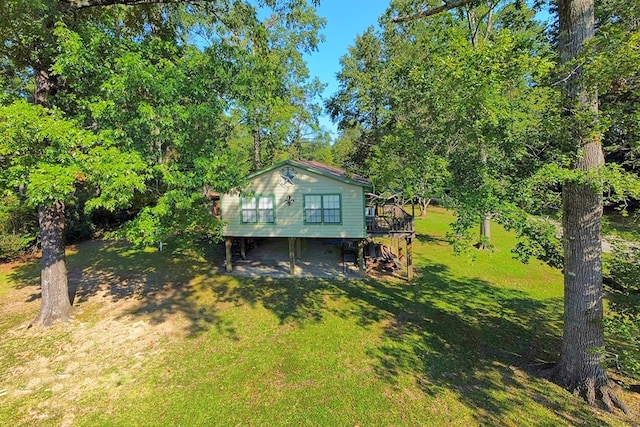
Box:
[303,1,391,138]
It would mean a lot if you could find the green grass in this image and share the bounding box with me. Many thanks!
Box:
[0,207,637,426]
[603,210,640,242]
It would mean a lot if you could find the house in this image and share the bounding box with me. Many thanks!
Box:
[220,159,415,278]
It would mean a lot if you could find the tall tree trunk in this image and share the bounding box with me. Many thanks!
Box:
[253,127,261,172]
[34,69,57,107]
[30,202,72,327]
[477,214,491,250]
[31,67,73,327]
[419,197,430,218]
[477,145,491,250]
[554,0,628,412]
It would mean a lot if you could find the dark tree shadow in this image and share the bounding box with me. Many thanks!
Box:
[415,232,448,245]
[8,239,236,338]
[204,253,617,425]
[211,275,334,325]
[5,236,625,424]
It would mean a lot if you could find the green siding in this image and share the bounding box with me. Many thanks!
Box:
[221,167,367,238]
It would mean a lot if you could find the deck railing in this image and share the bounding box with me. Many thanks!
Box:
[366,205,415,235]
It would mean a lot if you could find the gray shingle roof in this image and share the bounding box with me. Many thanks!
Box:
[289,160,371,187]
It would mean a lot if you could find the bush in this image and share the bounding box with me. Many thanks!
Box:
[604,246,640,382]
[0,233,34,262]
[65,201,95,244]
[0,194,38,261]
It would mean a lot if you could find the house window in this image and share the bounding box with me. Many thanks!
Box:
[241,196,274,223]
[323,195,341,223]
[304,194,341,224]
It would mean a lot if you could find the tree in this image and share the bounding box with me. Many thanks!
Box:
[390,0,634,412]
[330,126,360,170]
[367,127,450,218]
[326,28,391,173]
[227,5,325,171]
[0,0,322,327]
[553,0,628,410]
[0,100,146,325]
[590,0,640,176]
[287,131,334,164]
[51,19,246,247]
[330,2,553,249]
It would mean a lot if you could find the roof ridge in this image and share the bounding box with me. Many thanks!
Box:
[290,160,370,185]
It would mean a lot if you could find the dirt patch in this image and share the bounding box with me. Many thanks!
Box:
[0,255,192,426]
[0,284,40,319]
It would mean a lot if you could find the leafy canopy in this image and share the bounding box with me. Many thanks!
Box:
[0,100,147,211]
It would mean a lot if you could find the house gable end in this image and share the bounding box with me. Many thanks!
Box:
[243,160,371,189]
[221,160,369,239]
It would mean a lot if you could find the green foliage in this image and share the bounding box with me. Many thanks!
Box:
[47,4,325,243]
[0,232,33,262]
[326,27,390,171]
[50,20,245,244]
[330,2,558,248]
[523,161,640,214]
[330,126,359,169]
[0,193,37,261]
[580,1,640,175]
[605,247,640,317]
[367,127,450,212]
[0,100,147,214]
[2,0,326,255]
[601,163,640,208]
[330,0,639,267]
[287,132,334,163]
[509,215,564,269]
[415,20,554,240]
[121,189,223,246]
[604,246,640,381]
[223,3,326,170]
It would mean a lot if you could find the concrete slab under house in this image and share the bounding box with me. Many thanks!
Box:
[219,160,416,280]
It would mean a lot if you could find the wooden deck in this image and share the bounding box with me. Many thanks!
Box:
[366,205,415,237]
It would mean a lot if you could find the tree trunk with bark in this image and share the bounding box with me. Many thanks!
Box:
[477,144,491,250]
[553,0,629,413]
[253,127,261,172]
[477,214,491,250]
[35,69,58,107]
[30,203,73,327]
[30,66,74,327]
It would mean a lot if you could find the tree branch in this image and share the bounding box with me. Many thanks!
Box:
[392,0,475,23]
[484,4,494,41]
[62,0,208,10]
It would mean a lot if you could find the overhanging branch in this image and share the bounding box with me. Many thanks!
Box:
[62,0,209,10]
[392,0,475,23]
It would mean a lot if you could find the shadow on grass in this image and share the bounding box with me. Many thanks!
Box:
[8,239,235,338]
[208,260,613,425]
[415,232,448,245]
[6,236,617,425]
[211,276,334,325]
[343,265,570,425]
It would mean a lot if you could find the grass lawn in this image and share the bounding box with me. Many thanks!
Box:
[0,207,638,426]
[602,209,640,242]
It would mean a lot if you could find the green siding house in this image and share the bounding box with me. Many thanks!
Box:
[221,160,371,239]
[221,159,415,276]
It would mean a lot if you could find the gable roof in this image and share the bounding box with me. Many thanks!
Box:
[245,159,372,188]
